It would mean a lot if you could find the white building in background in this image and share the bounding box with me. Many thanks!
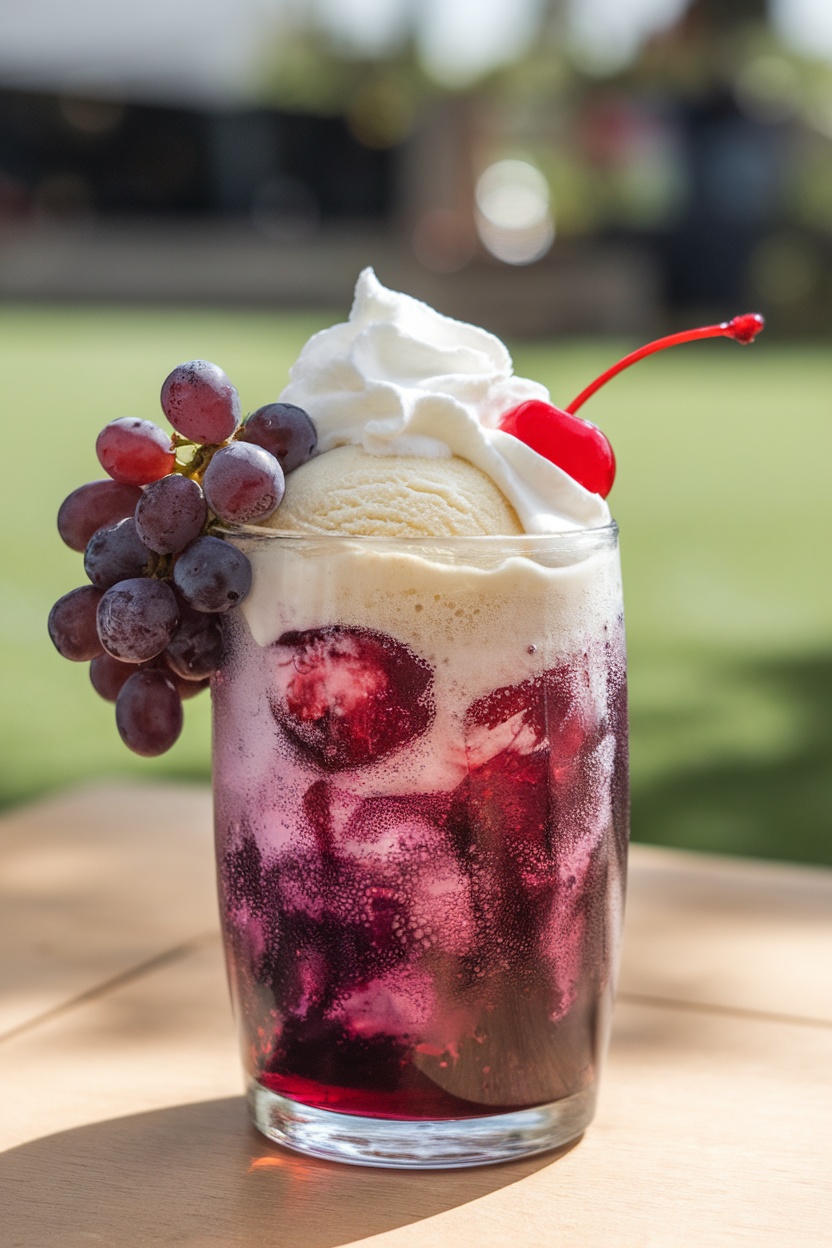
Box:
[0,0,282,104]
[0,0,541,103]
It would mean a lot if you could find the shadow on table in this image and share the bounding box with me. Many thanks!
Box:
[1,1096,571,1247]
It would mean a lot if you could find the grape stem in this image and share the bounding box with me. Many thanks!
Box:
[178,440,230,484]
[145,550,173,580]
[565,313,765,416]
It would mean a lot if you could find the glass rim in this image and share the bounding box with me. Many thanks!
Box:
[217,520,619,546]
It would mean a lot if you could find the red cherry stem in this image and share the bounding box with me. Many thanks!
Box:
[564,313,765,416]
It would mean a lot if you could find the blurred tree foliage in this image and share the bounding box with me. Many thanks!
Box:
[254,0,832,224]
[252,0,832,324]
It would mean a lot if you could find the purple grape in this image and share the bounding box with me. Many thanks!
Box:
[172,535,252,613]
[167,669,210,700]
[164,606,223,680]
[96,418,175,485]
[238,402,317,474]
[89,652,137,702]
[116,668,183,756]
[135,473,207,555]
[48,586,104,661]
[58,480,144,552]
[91,650,207,704]
[96,578,180,662]
[84,517,149,589]
[160,360,241,444]
[202,442,285,524]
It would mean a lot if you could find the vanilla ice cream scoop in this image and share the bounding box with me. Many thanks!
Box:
[263,445,524,538]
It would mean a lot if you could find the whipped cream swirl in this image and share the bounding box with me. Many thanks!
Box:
[280,268,611,533]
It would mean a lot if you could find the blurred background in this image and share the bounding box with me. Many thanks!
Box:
[1,0,830,863]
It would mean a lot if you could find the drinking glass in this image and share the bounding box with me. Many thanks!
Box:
[212,526,628,1167]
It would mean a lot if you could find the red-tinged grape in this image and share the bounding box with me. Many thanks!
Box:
[89,652,137,701]
[96,418,175,486]
[135,473,207,554]
[58,480,144,552]
[172,535,252,613]
[202,442,285,524]
[96,577,180,662]
[164,606,223,680]
[238,402,317,474]
[160,360,241,444]
[116,668,183,756]
[48,586,104,661]
[84,517,149,589]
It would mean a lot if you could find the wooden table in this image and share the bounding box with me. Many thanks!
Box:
[2,783,831,1246]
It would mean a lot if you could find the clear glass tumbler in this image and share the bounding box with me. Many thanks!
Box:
[212,526,628,1168]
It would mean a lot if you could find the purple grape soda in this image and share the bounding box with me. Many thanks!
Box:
[213,529,628,1122]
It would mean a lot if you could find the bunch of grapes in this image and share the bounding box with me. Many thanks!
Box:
[49,360,317,757]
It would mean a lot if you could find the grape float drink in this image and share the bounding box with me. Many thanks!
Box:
[49,266,761,1165]
[212,272,628,1166]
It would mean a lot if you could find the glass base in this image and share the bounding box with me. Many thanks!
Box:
[248,1078,596,1169]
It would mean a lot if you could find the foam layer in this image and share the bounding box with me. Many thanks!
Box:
[229,531,623,799]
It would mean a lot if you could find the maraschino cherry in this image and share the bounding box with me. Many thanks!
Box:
[499,313,765,498]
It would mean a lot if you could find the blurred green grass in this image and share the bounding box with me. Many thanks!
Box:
[1,305,829,864]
